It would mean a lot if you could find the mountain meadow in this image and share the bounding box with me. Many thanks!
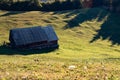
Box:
[0,0,120,80]
[0,7,120,79]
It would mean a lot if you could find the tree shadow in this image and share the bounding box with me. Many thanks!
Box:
[64,8,108,29]
[0,11,28,17]
[90,13,120,45]
[0,45,58,55]
[61,8,120,45]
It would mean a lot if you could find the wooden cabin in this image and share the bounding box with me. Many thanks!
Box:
[9,26,59,49]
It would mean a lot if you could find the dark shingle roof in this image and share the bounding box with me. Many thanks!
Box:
[10,26,48,46]
[42,26,58,42]
[9,26,58,46]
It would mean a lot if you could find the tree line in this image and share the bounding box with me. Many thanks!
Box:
[0,0,42,11]
[0,0,83,11]
[0,0,120,11]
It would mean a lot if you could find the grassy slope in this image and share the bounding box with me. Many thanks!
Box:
[0,8,120,79]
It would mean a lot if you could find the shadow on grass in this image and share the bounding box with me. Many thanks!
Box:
[59,8,120,45]
[90,13,120,45]
[0,11,28,17]
[0,45,57,55]
[64,8,108,29]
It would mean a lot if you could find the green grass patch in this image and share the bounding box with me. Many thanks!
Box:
[0,8,120,79]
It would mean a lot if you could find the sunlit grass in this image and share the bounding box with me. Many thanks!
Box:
[0,8,120,79]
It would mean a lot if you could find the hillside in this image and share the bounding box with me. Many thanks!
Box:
[0,8,120,79]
